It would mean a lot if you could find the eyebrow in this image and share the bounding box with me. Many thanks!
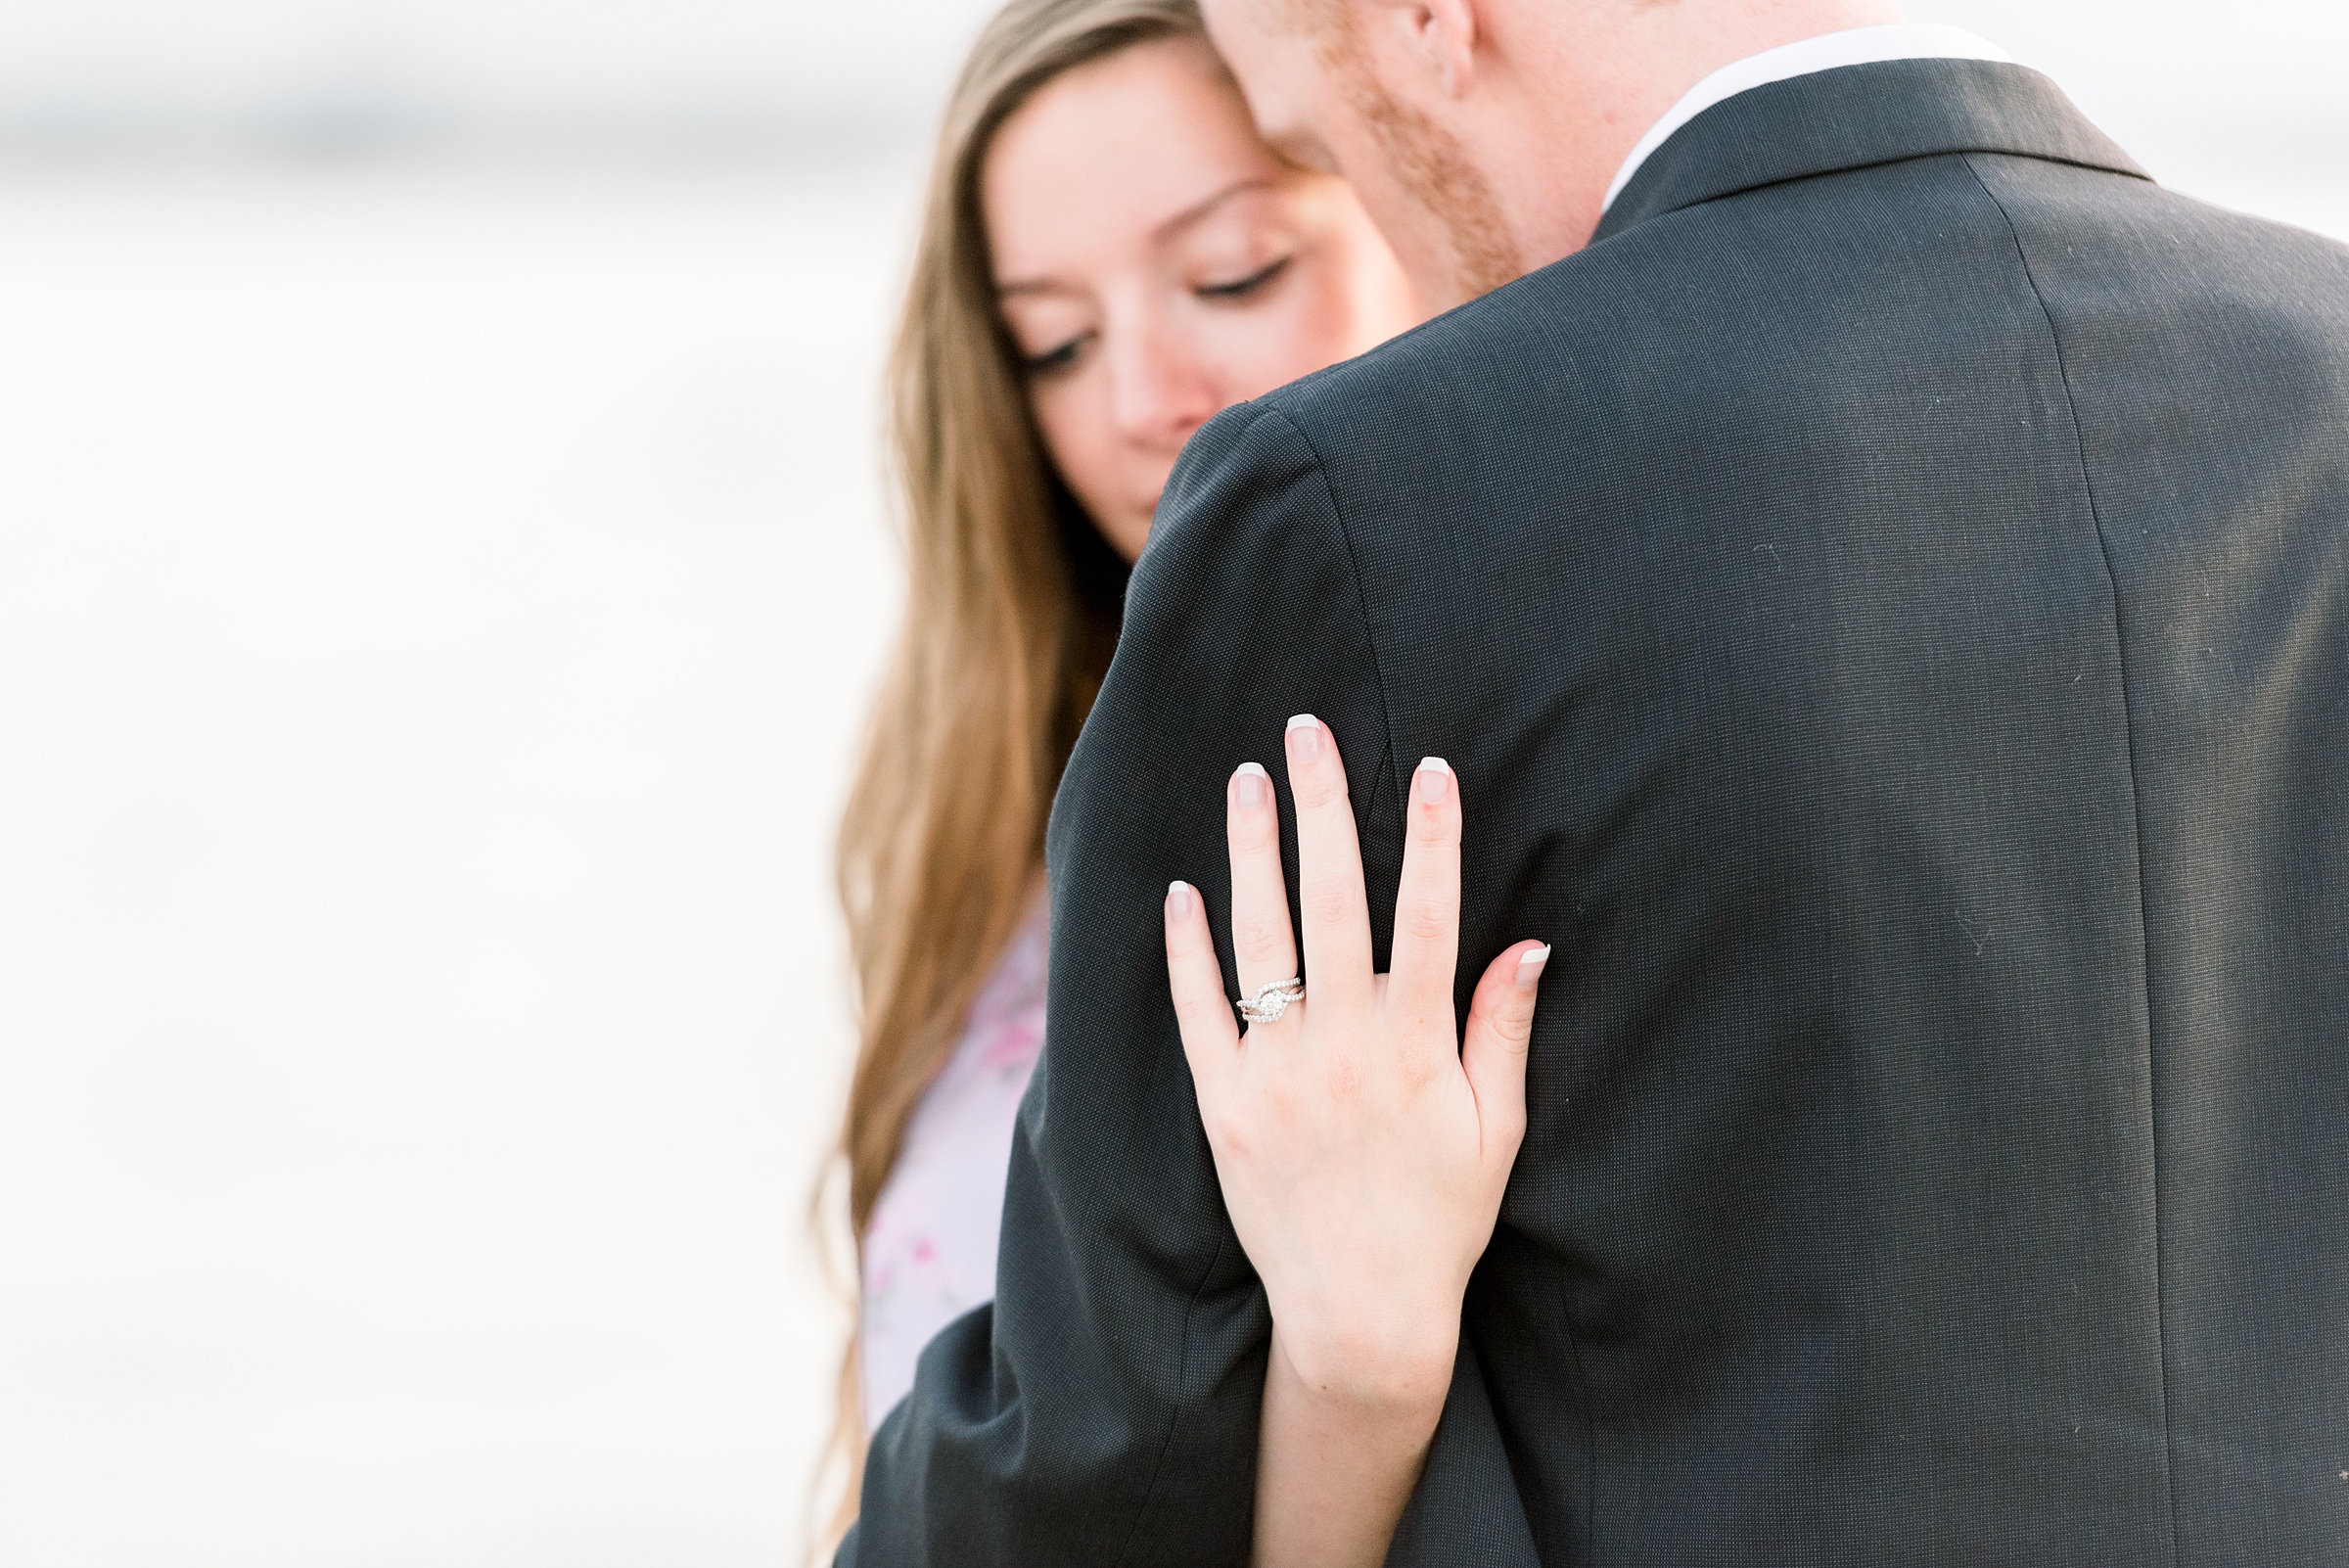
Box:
[995,176,1280,299]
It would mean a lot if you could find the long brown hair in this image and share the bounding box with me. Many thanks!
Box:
[816,0,1206,1540]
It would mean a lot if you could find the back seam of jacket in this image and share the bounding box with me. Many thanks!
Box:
[1113,1225,1232,1567]
[1269,402,1582,1562]
[1114,403,1397,1567]
[1261,406,1401,792]
[1959,149,2183,1568]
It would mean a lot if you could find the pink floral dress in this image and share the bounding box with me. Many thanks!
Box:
[859,894,1050,1433]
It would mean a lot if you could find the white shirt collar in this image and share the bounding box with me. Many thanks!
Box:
[1601,24,2014,213]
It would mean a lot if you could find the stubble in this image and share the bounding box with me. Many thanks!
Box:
[1310,8,1522,303]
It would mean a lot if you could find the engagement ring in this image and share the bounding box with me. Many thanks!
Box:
[1235,977,1305,1026]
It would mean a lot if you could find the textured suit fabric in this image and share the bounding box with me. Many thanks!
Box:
[844,59,2349,1565]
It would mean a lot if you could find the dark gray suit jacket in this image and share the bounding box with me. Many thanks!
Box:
[845,59,2349,1565]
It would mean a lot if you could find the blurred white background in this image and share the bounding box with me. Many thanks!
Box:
[0,4,2341,1565]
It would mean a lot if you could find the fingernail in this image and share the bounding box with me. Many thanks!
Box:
[1167,881,1194,922]
[1515,943,1552,991]
[1416,757,1451,804]
[1233,761,1270,809]
[1286,714,1322,760]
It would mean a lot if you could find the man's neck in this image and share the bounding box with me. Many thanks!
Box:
[1489,0,1909,264]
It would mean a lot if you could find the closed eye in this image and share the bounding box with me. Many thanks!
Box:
[1196,256,1292,301]
[1023,331,1093,378]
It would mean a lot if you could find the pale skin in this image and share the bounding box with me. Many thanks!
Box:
[983,33,1419,562]
[1165,723,1548,1567]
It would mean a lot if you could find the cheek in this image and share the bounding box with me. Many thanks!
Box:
[1029,377,1113,497]
[1034,378,1160,563]
[1027,372,1155,559]
[1313,128,1454,296]
[1207,273,1373,402]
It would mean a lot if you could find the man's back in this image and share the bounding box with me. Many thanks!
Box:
[1274,59,2349,1562]
[849,59,2349,1565]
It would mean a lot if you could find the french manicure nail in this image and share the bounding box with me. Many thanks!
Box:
[1516,943,1552,990]
[1234,761,1270,808]
[1167,881,1194,922]
[1286,714,1321,759]
[1417,757,1451,803]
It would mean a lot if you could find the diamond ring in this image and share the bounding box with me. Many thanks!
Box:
[1235,977,1306,1026]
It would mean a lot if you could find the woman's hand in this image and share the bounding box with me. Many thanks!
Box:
[1163,715,1548,1568]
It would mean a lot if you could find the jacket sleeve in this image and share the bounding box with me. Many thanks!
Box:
[840,403,1406,1564]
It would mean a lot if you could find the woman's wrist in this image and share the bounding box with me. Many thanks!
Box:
[1253,1327,1453,1568]
[1267,1313,1458,1430]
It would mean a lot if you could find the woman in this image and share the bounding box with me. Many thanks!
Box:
[832,0,1414,1457]
[827,0,1538,1552]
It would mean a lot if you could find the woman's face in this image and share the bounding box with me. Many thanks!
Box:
[982,35,1420,564]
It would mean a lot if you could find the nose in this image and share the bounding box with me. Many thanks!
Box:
[1102,311,1223,453]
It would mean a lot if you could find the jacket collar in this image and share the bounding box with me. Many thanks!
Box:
[1591,58,2150,247]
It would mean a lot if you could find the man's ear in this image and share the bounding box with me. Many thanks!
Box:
[1369,0,1481,99]
[1353,0,1475,98]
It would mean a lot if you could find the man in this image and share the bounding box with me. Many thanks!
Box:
[847,0,2349,1561]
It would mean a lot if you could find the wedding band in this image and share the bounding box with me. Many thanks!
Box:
[1236,977,1305,1026]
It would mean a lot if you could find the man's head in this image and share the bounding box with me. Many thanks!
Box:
[1201,0,1908,312]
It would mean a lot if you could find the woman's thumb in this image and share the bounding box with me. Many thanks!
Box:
[1460,941,1549,1153]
